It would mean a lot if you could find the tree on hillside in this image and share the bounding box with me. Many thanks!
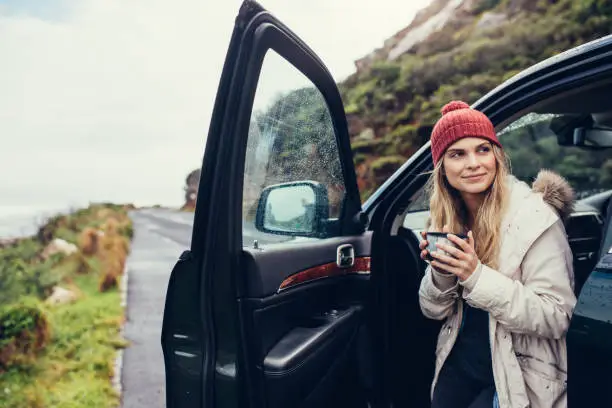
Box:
[182,169,201,211]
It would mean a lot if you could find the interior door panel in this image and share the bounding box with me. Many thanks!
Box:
[262,305,362,373]
[262,305,362,407]
[238,233,372,408]
[239,283,367,408]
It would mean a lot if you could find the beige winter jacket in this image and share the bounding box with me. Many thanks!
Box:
[419,170,577,408]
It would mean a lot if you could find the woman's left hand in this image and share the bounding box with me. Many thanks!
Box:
[430,231,479,282]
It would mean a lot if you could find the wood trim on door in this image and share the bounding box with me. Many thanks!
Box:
[278,256,371,292]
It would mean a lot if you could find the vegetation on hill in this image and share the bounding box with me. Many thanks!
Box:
[0,203,133,408]
[340,0,612,199]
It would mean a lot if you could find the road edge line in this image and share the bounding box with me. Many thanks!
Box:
[113,260,130,404]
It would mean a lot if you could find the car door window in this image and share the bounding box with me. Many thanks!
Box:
[242,50,346,246]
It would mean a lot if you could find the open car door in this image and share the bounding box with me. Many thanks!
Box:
[161,1,373,407]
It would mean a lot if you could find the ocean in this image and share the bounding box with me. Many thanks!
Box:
[0,205,77,239]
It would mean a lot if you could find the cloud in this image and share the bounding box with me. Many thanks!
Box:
[0,0,430,210]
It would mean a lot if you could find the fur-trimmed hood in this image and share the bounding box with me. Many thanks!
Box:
[530,169,575,221]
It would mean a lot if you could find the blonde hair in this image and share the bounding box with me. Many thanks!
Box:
[426,144,510,269]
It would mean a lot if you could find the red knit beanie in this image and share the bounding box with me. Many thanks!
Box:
[430,101,501,165]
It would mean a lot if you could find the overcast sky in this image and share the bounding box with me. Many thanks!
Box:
[0,0,431,215]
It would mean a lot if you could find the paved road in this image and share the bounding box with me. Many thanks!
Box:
[119,208,302,407]
[121,209,192,408]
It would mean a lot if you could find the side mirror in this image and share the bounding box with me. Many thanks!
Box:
[255,181,329,237]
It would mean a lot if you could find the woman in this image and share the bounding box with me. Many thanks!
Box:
[418,100,577,408]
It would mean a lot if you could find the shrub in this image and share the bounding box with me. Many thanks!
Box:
[98,233,128,292]
[0,250,61,304]
[353,153,368,166]
[74,251,95,275]
[391,102,418,126]
[119,223,134,239]
[345,103,360,115]
[370,156,406,184]
[1,237,43,263]
[388,124,418,142]
[351,139,389,156]
[344,79,378,111]
[370,62,401,86]
[99,267,120,292]
[0,258,28,304]
[0,298,51,370]
[36,214,68,245]
[52,227,78,245]
[78,228,100,256]
[23,262,63,299]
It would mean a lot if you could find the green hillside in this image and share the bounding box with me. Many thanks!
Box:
[340,0,612,199]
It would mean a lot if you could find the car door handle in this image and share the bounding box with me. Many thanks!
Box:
[336,244,355,268]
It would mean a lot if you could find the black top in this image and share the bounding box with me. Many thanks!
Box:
[445,301,495,386]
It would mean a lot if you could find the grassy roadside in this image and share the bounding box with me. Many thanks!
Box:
[0,203,134,408]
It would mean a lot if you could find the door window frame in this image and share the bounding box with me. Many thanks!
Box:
[230,21,362,244]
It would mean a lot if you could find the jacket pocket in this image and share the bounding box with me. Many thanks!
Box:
[518,356,567,408]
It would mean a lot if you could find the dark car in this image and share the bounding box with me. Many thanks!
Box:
[161,1,612,407]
